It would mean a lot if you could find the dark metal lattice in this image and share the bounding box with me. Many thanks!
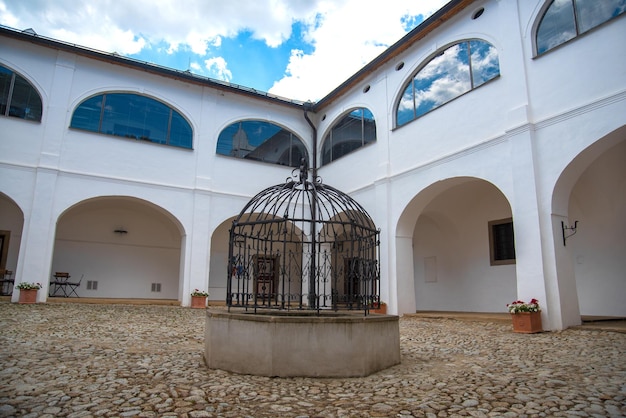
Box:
[227,159,381,315]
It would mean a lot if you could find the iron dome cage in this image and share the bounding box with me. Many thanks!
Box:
[227,160,381,314]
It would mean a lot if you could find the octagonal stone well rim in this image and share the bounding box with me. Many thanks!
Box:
[204,309,400,377]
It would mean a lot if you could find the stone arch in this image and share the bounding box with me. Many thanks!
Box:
[551,125,626,319]
[395,177,515,314]
[0,192,24,279]
[52,196,185,300]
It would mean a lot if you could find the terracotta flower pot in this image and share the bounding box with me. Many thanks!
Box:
[18,289,38,304]
[511,312,542,333]
[191,295,207,309]
[372,303,387,314]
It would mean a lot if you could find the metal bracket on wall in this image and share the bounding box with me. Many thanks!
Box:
[561,220,579,246]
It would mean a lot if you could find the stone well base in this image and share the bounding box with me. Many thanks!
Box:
[204,309,400,377]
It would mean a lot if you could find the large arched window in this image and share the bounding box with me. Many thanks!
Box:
[216,120,307,168]
[396,40,499,127]
[536,0,625,55]
[0,65,43,122]
[70,93,193,149]
[321,108,376,166]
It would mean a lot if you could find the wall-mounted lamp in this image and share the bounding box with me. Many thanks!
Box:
[561,221,578,246]
[114,228,128,234]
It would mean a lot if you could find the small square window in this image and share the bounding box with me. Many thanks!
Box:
[489,218,515,266]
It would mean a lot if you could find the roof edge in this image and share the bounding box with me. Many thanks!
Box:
[0,25,305,109]
[312,0,473,111]
[0,0,472,113]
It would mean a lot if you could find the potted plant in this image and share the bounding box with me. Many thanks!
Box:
[190,289,209,308]
[16,282,42,304]
[371,300,387,314]
[507,298,542,333]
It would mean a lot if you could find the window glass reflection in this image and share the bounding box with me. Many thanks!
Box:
[470,40,500,87]
[70,95,103,132]
[321,107,377,165]
[396,40,499,127]
[537,0,625,55]
[70,93,192,149]
[396,84,414,127]
[537,0,576,54]
[576,0,626,33]
[0,65,43,122]
[414,43,471,120]
[216,120,308,168]
[0,67,14,116]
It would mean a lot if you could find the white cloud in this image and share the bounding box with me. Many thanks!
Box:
[0,0,450,101]
[204,57,233,82]
[268,0,451,101]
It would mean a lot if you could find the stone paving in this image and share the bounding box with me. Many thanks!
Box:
[0,303,624,418]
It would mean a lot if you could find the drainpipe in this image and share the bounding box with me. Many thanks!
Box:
[303,103,317,180]
[303,104,318,309]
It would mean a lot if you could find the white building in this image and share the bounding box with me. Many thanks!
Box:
[1,0,624,330]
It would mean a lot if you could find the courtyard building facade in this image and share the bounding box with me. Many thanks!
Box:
[1,0,624,330]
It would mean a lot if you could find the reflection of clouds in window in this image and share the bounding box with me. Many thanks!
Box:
[470,41,500,87]
[396,86,414,126]
[396,40,499,127]
[537,0,625,55]
[414,43,470,117]
[576,0,626,33]
[537,0,576,54]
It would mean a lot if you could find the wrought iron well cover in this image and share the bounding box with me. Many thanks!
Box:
[227,159,381,314]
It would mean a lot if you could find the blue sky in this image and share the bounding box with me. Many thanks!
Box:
[0,0,450,102]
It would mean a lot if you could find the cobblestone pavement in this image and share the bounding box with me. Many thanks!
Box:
[0,303,624,417]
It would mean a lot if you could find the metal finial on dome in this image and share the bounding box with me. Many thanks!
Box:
[298,157,308,184]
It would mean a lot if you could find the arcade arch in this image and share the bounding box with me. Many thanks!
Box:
[396,177,516,314]
[552,126,626,319]
[0,193,23,278]
[52,196,184,300]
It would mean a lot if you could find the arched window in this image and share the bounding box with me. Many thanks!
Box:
[216,120,307,168]
[70,93,193,149]
[0,65,43,122]
[396,40,499,127]
[536,0,625,55]
[321,108,376,166]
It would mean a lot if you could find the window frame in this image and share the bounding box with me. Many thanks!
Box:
[488,218,516,266]
[534,0,626,56]
[69,92,193,149]
[395,39,500,129]
[320,107,377,166]
[215,119,309,168]
[0,65,43,122]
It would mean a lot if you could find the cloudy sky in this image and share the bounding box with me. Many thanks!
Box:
[0,0,450,102]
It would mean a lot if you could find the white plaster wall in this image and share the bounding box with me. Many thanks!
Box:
[52,241,179,299]
[413,180,516,312]
[208,219,231,301]
[53,198,182,299]
[0,194,23,272]
[568,140,626,316]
